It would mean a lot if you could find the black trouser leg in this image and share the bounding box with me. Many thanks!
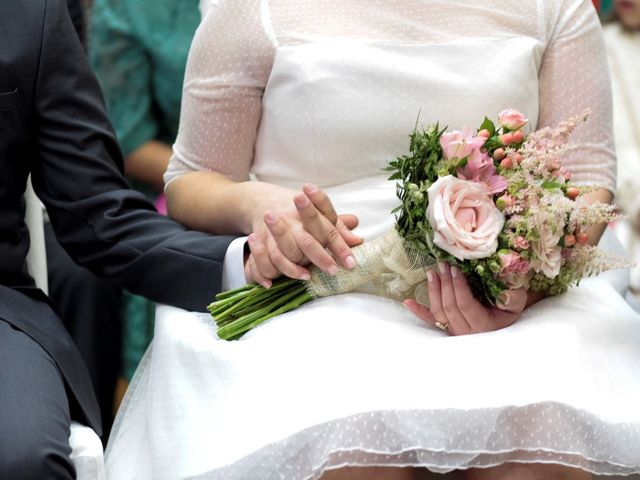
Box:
[0,318,76,480]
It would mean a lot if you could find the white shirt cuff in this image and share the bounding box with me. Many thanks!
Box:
[222,236,248,291]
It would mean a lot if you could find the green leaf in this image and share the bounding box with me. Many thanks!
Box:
[542,179,562,190]
[479,116,496,137]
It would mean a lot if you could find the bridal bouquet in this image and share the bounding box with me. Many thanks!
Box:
[209,109,625,340]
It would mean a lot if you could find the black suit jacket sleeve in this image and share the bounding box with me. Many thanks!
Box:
[30,0,235,312]
[66,0,84,45]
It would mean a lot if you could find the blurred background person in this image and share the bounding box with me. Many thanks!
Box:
[88,0,201,411]
[602,0,640,302]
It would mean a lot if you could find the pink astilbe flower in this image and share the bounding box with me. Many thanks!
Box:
[456,149,507,195]
[568,197,619,233]
[519,111,590,180]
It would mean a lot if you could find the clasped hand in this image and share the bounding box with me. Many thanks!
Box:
[244,184,363,288]
[245,185,527,335]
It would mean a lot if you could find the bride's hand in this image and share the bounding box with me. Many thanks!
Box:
[403,263,528,335]
[245,184,363,287]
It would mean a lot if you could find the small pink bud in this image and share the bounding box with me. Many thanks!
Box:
[500,133,514,145]
[566,187,580,200]
[512,130,525,143]
[563,171,572,181]
[576,231,589,245]
[496,194,514,210]
[500,157,513,169]
[514,236,529,250]
[563,234,576,247]
[478,129,491,138]
[493,148,506,160]
[499,109,528,130]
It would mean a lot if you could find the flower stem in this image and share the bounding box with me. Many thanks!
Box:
[213,282,256,300]
[216,284,311,340]
[212,279,299,323]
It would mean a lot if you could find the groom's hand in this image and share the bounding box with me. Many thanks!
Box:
[245,184,362,287]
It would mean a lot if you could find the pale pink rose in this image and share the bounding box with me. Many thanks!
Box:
[440,126,486,160]
[457,149,507,195]
[426,175,505,260]
[498,250,530,275]
[498,109,528,131]
[529,211,563,278]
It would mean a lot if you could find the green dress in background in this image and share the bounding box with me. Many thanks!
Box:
[89,0,200,380]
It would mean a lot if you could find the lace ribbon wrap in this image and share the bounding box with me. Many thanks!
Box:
[306,229,436,303]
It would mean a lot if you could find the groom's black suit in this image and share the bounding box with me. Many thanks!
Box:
[0,0,234,476]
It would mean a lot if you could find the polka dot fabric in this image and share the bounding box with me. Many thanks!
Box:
[166,0,615,193]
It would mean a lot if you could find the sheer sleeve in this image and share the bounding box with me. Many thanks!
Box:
[538,0,616,193]
[164,0,275,186]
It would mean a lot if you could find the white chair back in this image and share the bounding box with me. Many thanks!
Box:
[24,176,48,294]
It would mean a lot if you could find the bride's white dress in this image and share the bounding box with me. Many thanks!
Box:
[106,1,640,478]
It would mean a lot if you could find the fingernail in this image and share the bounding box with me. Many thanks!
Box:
[345,255,357,269]
[295,194,309,207]
[247,233,256,243]
[451,266,459,277]
[427,271,434,282]
[304,184,318,194]
[261,280,272,289]
[327,264,338,275]
[264,211,276,223]
[498,291,511,307]
[300,272,311,281]
[438,263,447,274]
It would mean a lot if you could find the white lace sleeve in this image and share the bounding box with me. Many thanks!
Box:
[164,0,275,186]
[538,0,616,193]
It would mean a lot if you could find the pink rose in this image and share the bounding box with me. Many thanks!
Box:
[426,175,505,260]
[440,127,486,160]
[498,109,528,131]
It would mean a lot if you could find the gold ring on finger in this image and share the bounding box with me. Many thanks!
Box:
[435,321,449,331]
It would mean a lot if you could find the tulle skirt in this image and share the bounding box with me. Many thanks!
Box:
[105,267,640,479]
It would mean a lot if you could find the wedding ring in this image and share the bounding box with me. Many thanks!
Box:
[435,321,449,331]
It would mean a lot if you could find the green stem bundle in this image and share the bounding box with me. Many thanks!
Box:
[208,277,313,340]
